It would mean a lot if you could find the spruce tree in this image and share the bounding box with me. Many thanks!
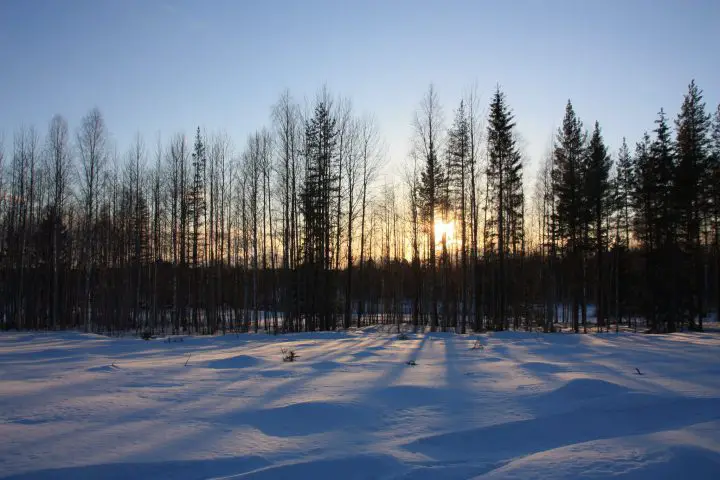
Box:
[631,132,653,330]
[711,104,720,321]
[584,122,612,327]
[191,127,206,331]
[415,85,445,331]
[651,110,679,332]
[446,100,470,333]
[616,138,633,248]
[674,81,711,329]
[301,100,337,330]
[552,100,586,332]
[486,87,521,330]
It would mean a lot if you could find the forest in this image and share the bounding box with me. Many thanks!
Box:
[1,81,718,335]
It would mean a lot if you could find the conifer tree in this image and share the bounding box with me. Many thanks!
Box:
[652,109,679,331]
[415,85,445,330]
[674,80,711,329]
[711,105,720,320]
[615,138,633,248]
[302,98,338,330]
[486,87,521,330]
[552,101,586,332]
[191,127,206,331]
[446,99,470,333]
[584,122,612,327]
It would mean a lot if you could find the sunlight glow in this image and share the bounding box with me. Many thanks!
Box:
[434,220,455,249]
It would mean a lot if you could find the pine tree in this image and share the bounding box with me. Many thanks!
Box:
[415,85,445,330]
[584,121,612,327]
[616,138,633,248]
[632,111,678,332]
[631,133,652,331]
[674,81,711,329]
[710,104,720,321]
[553,100,586,332]
[190,127,206,331]
[301,99,338,330]
[446,99,470,333]
[486,87,521,330]
[652,109,679,331]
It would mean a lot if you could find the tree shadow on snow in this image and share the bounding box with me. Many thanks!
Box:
[4,455,270,480]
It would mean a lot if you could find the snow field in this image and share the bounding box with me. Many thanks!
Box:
[1,328,719,479]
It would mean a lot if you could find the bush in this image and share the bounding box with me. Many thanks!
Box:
[281,348,298,362]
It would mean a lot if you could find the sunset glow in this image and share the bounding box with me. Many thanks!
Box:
[434,220,455,248]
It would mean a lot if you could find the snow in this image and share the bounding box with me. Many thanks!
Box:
[1,328,719,479]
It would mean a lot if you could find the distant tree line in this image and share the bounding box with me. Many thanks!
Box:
[0,81,717,334]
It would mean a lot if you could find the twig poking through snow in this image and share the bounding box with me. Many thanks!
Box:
[281,348,298,362]
[406,360,417,366]
[185,354,191,367]
[635,367,644,375]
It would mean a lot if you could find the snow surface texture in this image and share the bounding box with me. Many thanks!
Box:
[1,329,720,479]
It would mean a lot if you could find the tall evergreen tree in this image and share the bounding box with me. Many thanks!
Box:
[674,81,711,329]
[552,100,586,332]
[447,99,470,333]
[486,87,521,330]
[190,127,206,331]
[584,122,612,327]
[652,109,679,331]
[301,99,338,330]
[415,85,445,330]
[615,138,633,248]
[710,104,720,321]
[632,111,678,332]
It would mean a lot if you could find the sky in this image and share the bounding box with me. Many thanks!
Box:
[1,0,718,182]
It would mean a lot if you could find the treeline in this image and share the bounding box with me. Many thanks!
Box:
[0,82,718,334]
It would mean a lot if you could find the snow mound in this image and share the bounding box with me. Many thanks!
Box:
[521,361,568,374]
[87,364,121,373]
[479,437,720,479]
[205,355,260,369]
[3,455,271,480]
[309,360,346,371]
[540,377,631,400]
[374,385,451,408]
[240,401,376,437]
[232,453,405,479]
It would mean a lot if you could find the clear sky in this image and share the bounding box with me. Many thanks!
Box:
[1,0,718,180]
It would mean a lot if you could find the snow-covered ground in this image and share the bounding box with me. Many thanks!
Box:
[1,328,719,479]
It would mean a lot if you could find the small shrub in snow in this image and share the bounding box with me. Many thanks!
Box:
[281,348,298,362]
[397,332,409,341]
[141,331,153,341]
[470,339,484,350]
[406,360,417,366]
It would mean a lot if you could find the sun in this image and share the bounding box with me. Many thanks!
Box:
[434,220,455,247]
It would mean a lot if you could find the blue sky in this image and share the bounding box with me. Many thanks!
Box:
[1,0,718,180]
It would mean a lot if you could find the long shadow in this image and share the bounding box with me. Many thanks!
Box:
[71,335,405,468]
[2,331,401,477]
[366,333,430,391]
[442,335,475,396]
[61,333,398,459]
[405,395,720,462]
[4,455,270,480]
